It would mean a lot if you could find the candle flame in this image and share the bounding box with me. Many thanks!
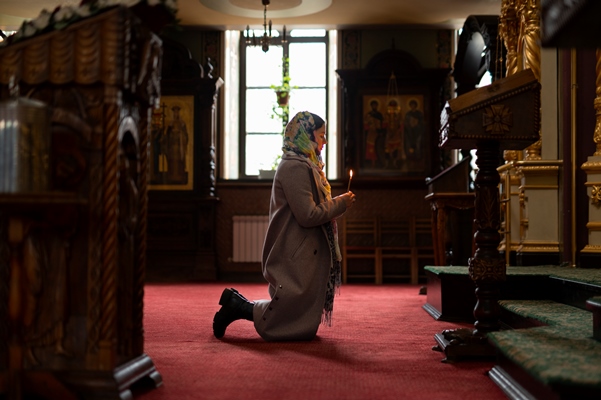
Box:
[347,170,353,192]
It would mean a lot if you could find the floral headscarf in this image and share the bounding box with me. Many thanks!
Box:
[283,111,321,166]
[283,111,341,326]
[283,111,330,198]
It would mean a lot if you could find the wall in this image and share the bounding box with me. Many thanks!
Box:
[361,29,441,69]
[340,28,452,72]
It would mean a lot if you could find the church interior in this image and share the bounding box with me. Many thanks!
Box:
[2,0,601,398]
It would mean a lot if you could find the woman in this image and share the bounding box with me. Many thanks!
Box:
[213,111,356,341]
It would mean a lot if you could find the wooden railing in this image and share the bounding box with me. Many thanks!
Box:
[341,216,435,284]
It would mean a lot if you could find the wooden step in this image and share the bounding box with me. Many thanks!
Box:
[586,296,601,342]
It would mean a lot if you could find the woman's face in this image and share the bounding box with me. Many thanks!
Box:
[313,125,327,153]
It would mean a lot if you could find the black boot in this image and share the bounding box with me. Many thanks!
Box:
[213,288,254,339]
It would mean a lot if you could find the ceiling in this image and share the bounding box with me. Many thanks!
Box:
[0,0,502,32]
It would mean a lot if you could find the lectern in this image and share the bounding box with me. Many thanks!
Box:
[433,68,541,361]
[0,5,167,399]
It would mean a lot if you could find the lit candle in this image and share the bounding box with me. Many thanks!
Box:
[347,169,353,192]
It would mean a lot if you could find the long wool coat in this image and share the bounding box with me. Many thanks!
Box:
[253,152,348,341]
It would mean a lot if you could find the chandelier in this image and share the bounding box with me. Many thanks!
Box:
[245,0,287,52]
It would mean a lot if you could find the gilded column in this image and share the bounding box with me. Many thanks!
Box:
[503,0,562,265]
[498,1,524,265]
[499,0,519,77]
[518,0,542,160]
[581,49,601,255]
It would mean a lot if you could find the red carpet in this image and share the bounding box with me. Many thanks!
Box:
[137,283,506,400]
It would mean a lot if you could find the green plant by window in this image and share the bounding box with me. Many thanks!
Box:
[270,57,296,95]
[266,57,296,170]
[270,57,297,136]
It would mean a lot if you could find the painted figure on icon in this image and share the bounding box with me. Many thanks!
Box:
[164,105,189,183]
[384,98,403,168]
[150,102,190,186]
[364,99,385,168]
[404,99,424,160]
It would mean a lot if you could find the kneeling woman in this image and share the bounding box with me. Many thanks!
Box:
[213,111,356,341]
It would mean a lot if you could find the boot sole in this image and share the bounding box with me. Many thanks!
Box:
[213,311,225,339]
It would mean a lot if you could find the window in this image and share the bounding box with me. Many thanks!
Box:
[222,29,338,180]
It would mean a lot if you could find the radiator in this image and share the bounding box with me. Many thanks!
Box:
[232,215,269,262]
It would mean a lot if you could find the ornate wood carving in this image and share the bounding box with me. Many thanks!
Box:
[0,6,164,398]
[441,69,541,150]
[434,67,541,361]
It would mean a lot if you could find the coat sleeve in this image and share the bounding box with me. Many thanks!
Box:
[277,160,347,228]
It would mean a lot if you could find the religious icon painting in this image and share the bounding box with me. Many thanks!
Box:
[360,94,426,176]
[149,95,194,190]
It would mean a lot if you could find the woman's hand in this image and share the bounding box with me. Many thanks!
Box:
[341,191,356,208]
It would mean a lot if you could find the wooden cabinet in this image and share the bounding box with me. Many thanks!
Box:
[145,38,223,282]
[0,6,166,399]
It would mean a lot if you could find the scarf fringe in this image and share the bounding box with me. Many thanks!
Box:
[322,283,341,327]
[322,258,341,327]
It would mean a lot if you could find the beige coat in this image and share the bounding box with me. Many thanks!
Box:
[253,153,347,341]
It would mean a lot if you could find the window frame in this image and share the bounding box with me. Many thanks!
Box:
[238,30,329,179]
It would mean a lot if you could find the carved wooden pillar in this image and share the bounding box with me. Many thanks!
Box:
[100,86,120,369]
[470,141,504,335]
[133,109,150,356]
[197,79,222,198]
